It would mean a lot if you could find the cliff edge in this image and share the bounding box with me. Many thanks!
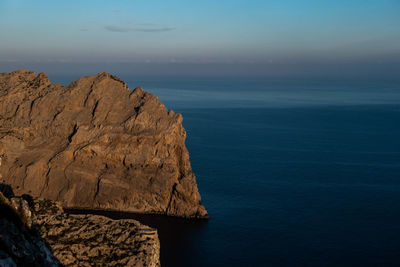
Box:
[0,70,207,218]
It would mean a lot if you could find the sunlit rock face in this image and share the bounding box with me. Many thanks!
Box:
[0,70,208,218]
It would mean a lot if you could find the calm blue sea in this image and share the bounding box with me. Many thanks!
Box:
[54,75,400,267]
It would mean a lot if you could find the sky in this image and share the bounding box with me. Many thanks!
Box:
[0,0,399,77]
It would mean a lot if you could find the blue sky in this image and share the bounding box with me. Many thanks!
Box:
[0,0,399,76]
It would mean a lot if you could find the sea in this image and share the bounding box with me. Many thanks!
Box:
[53,74,400,267]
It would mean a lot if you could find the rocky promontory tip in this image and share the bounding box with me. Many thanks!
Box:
[0,70,208,218]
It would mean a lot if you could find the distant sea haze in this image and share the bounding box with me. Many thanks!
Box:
[52,75,400,267]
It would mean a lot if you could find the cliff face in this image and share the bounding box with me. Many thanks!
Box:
[0,70,207,218]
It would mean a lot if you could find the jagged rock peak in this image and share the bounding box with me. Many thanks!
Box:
[10,69,36,76]
[0,70,208,218]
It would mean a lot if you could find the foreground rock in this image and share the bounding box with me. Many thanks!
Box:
[0,70,207,218]
[0,191,62,266]
[0,188,161,267]
[34,198,160,267]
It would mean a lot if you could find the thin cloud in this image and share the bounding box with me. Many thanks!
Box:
[104,25,130,33]
[104,25,175,33]
[112,9,121,13]
[80,28,89,32]
[135,27,175,32]
[136,23,157,26]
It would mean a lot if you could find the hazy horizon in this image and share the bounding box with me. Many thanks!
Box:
[1,0,400,78]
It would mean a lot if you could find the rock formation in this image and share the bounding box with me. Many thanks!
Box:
[0,187,160,267]
[0,190,62,266]
[34,198,160,267]
[0,70,207,218]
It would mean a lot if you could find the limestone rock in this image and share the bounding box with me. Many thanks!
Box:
[34,198,160,267]
[0,70,207,218]
[0,187,160,267]
[0,191,62,267]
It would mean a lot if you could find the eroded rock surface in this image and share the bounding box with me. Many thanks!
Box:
[34,198,160,267]
[0,191,61,267]
[0,188,160,267]
[0,70,207,218]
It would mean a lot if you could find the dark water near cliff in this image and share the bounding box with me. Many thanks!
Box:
[55,75,400,266]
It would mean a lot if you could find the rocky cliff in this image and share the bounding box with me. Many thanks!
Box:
[0,190,62,266]
[0,70,207,218]
[0,186,160,267]
[34,197,160,267]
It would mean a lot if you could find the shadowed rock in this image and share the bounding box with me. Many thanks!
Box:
[0,183,14,198]
[0,192,62,266]
[0,191,160,267]
[0,70,208,218]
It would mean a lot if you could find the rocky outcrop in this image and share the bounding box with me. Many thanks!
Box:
[34,198,160,267]
[0,191,62,266]
[0,70,207,218]
[0,187,161,267]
